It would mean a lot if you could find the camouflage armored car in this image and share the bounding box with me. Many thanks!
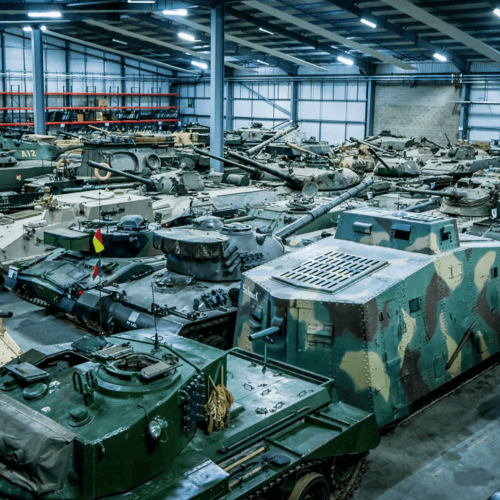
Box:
[235,207,500,427]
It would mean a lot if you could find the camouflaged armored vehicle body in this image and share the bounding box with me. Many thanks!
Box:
[0,329,380,500]
[235,207,500,427]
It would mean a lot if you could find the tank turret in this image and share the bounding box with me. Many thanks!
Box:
[226,150,361,191]
[88,160,205,194]
[369,147,420,177]
[153,218,284,282]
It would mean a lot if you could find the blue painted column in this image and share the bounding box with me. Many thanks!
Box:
[290,80,298,124]
[366,79,376,137]
[225,80,234,131]
[459,83,470,141]
[210,0,224,172]
[31,27,46,134]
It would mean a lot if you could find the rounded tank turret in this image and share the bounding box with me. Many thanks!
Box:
[154,218,284,282]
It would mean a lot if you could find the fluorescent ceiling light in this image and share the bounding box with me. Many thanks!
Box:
[257,59,270,65]
[433,53,447,62]
[259,27,274,35]
[28,11,61,18]
[127,0,155,3]
[178,32,195,42]
[494,8,500,17]
[360,18,377,28]
[163,9,187,15]
[337,56,354,66]
[192,61,208,69]
[23,26,47,31]
[112,39,127,45]
[193,45,210,49]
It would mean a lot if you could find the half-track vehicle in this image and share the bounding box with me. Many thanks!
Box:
[235,207,500,428]
[0,329,380,500]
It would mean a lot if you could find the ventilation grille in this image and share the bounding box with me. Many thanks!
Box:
[273,251,387,293]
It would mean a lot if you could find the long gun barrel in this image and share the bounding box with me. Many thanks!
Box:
[87,161,155,187]
[246,124,299,155]
[421,137,445,150]
[352,137,387,154]
[284,141,314,156]
[228,150,302,188]
[275,177,375,240]
[399,186,467,199]
[368,147,393,171]
[192,147,259,175]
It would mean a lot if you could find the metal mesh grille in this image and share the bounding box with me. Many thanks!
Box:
[273,251,387,293]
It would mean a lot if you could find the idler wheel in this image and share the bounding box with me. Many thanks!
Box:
[288,472,330,500]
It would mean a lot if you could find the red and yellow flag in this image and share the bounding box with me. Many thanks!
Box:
[93,228,105,253]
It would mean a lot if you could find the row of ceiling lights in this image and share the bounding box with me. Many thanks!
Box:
[23,5,500,68]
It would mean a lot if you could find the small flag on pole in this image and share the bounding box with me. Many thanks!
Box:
[93,258,103,280]
[93,228,105,253]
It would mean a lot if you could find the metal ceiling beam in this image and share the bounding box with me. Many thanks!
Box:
[0,1,206,14]
[44,28,197,74]
[381,0,500,64]
[226,6,373,73]
[83,18,252,72]
[144,14,293,73]
[163,14,329,72]
[73,21,192,63]
[243,0,417,70]
[324,0,468,72]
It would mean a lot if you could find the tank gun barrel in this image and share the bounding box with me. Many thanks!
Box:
[368,147,392,170]
[246,124,299,155]
[284,141,314,156]
[275,177,375,240]
[87,160,155,187]
[400,186,467,199]
[352,137,387,154]
[60,143,84,153]
[421,137,445,150]
[89,124,112,135]
[192,147,259,175]
[228,150,302,188]
[58,130,81,139]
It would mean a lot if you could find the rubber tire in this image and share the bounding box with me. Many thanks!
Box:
[94,162,112,182]
[288,472,331,500]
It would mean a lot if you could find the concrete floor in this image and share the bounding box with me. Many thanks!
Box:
[1,290,500,500]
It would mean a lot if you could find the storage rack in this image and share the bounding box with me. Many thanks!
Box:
[0,89,180,129]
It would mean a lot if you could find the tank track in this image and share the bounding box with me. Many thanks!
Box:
[244,453,368,500]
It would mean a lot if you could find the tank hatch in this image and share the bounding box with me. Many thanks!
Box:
[335,208,459,255]
[273,250,387,294]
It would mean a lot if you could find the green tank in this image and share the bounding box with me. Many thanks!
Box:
[0,329,380,499]
[234,207,500,427]
[0,136,81,161]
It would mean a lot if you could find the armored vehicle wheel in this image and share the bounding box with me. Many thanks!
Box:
[204,334,229,350]
[288,472,330,500]
[330,453,367,500]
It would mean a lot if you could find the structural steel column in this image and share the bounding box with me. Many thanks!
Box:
[31,28,45,134]
[366,79,376,137]
[459,83,470,141]
[225,80,234,131]
[210,0,224,172]
[290,80,298,123]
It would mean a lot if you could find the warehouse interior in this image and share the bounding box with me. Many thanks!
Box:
[1,1,500,500]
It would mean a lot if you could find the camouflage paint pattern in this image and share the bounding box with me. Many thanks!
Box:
[234,207,500,427]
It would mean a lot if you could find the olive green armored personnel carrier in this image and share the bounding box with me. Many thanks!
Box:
[235,207,500,428]
[0,329,380,500]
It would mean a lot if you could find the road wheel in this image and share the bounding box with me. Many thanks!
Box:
[288,472,330,500]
